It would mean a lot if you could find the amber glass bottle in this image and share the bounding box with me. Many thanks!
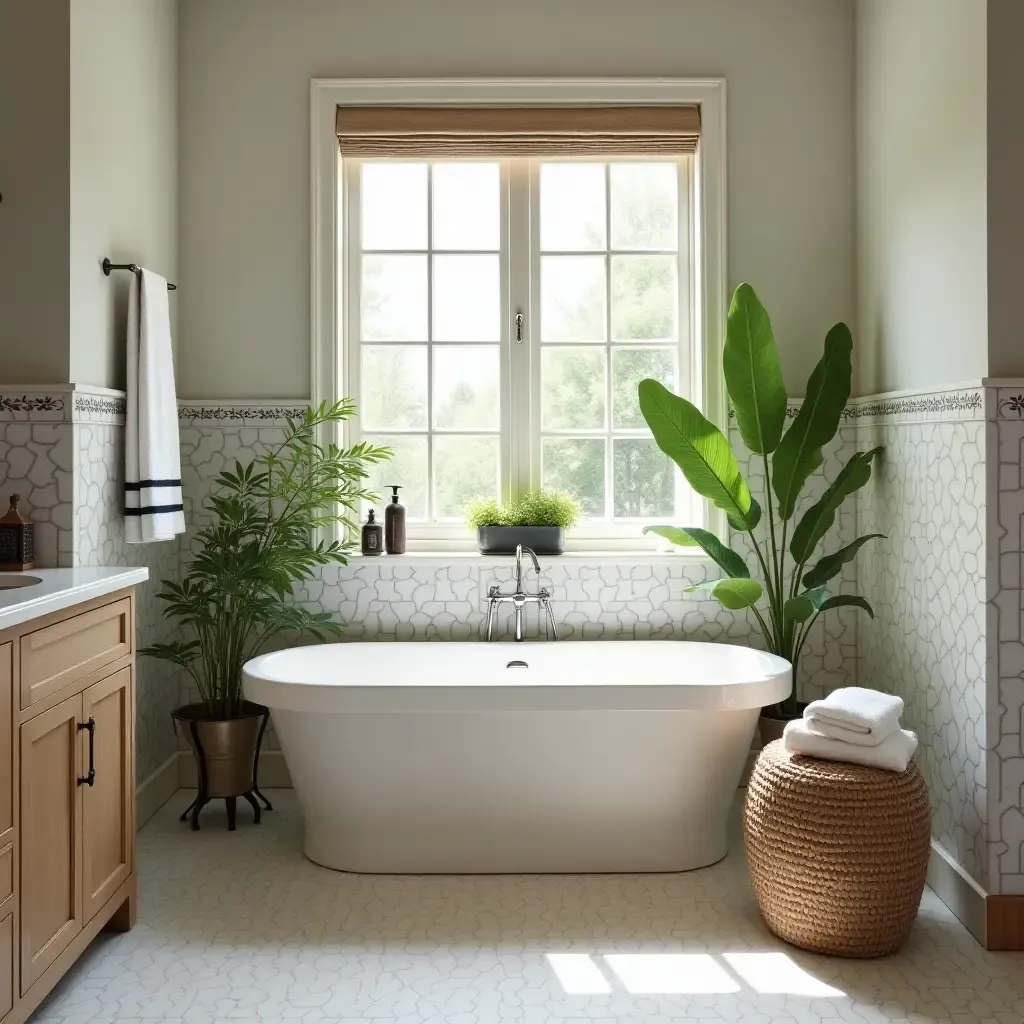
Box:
[361,509,383,555]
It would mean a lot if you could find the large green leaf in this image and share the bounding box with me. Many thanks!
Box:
[802,533,885,589]
[789,447,882,563]
[686,577,764,610]
[783,586,831,625]
[818,594,874,618]
[638,379,756,529]
[724,283,788,455]
[744,496,762,531]
[771,323,853,520]
[644,525,750,578]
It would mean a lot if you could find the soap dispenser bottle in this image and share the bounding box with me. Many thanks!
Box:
[361,509,383,555]
[384,485,406,554]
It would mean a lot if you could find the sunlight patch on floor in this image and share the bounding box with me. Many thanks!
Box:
[545,950,847,997]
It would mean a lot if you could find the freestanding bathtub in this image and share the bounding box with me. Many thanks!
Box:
[243,641,790,873]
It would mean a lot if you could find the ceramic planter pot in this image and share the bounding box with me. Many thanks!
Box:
[476,525,565,555]
[758,702,808,746]
[173,701,267,800]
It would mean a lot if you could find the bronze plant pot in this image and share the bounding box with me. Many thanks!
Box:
[172,701,273,830]
[758,701,809,747]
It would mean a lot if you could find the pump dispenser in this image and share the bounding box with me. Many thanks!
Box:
[385,485,406,554]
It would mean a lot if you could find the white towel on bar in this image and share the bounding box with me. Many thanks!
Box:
[124,268,185,543]
[783,718,918,773]
[802,686,904,747]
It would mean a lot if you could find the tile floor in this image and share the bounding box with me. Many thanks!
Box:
[36,791,1024,1024]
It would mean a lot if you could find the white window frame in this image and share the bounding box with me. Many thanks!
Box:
[311,78,727,553]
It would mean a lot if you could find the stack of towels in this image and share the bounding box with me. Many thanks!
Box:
[782,687,918,772]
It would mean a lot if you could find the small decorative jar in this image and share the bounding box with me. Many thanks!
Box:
[0,495,34,570]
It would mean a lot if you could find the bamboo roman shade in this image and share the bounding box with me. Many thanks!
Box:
[335,105,701,157]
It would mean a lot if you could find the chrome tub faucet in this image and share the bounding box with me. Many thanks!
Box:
[485,544,559,641]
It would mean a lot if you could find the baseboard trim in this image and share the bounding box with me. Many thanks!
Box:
[176,748,292,789]
[136,752,180,828]
[926,840,988,946]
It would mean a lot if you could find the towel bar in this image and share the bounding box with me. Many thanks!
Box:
[102,258,176,291]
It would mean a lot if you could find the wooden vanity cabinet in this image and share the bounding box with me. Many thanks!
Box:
[20,695,82,989]
[0,589,137,1024]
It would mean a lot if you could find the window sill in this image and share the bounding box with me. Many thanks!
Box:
[343,549,713,566]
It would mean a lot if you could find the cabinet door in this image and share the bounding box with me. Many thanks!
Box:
[81,667,132,924]
[0,643,11,845]
[20,694,83,993]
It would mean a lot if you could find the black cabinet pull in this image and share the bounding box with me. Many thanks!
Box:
[77,718,96,786]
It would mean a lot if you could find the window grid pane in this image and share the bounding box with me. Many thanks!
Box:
[537,160,685,522]
[359,161,502,523]
[351,155,697,538]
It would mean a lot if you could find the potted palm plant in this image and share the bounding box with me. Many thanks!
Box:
[141,400,390,828]
[639,283,882,743]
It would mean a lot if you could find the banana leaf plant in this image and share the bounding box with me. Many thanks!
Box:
[639,283,883,718]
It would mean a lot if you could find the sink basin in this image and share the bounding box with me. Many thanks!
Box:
[0,575,42,590]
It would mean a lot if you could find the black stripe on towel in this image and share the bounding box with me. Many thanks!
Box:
[125,479,182,490]
[124,504,184,516]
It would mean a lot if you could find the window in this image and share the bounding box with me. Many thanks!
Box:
[315,83,726,551]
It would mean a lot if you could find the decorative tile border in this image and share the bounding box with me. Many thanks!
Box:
[847,385,986,425]
[0,393,68,422]
[724,388,989,426]
[996,390,1024,420]
[73,394,126,424]
[0,385,127,424]
[177,401,309,425]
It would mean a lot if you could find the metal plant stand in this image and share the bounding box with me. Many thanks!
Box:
[177,706,274,832]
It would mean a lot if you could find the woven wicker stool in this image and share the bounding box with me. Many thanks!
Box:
[744,739,930,958]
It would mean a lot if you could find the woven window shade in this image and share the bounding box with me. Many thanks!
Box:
[336,105,700,157]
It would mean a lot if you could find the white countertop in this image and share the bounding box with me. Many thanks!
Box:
[0,567,149,631]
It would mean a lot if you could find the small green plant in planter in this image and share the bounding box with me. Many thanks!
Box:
[467,491,581,555]
[140,400,391,829]
[638,283,883,738]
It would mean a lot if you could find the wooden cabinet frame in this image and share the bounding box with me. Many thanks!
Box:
[0,588,137,1024]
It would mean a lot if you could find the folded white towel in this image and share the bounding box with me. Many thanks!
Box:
[803,686,904,747]
[782,718,918,773]
[125,268,185,543]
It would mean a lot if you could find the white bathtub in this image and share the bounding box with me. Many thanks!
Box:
[243,641,790,874]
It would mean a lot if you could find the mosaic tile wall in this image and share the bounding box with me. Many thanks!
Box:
[76,415,183,784]
[9,384,1021,896]
[854,386,989,886]
[179,403,861,702]
[989,386,1024,894]
[0,393,75,567]
[0,386,182,785]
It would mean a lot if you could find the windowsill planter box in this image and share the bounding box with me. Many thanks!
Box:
[476,526,565,556]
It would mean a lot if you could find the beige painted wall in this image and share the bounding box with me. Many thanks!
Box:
[987,0,1024,379]
[178,0,855,399]
[0,1,71,385]
[70,0,179,390]
[855,0,988,395]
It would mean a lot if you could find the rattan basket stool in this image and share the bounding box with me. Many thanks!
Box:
[744,739,930,958]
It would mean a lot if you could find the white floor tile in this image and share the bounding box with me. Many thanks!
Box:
[32,790,1024,1024]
